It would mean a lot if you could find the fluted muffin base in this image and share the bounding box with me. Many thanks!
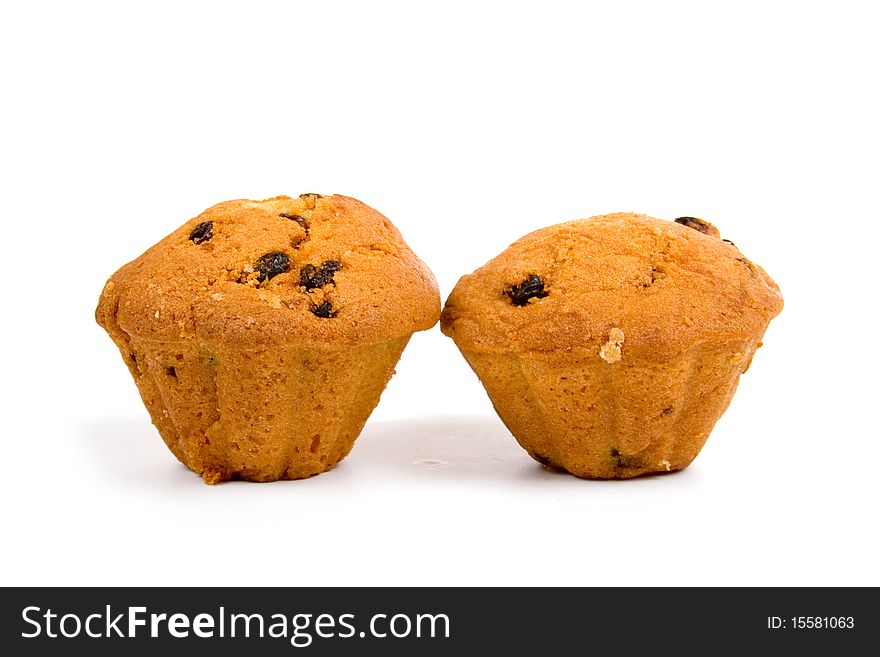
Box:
[459,337,763,479]
[110,336,410,483]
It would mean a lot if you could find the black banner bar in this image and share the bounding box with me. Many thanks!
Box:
[1,587,874,654]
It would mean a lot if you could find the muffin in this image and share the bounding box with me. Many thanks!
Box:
[96,194,439,483]
[441,213,782,479]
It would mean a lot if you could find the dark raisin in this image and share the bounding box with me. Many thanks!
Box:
[662,406,674,415]
[165,366,177,377]
[506,274,548,306]
[300,260,342,290]
[189,221,213,244]
[129,353,137,364]
[280,213,309,229]
[254,252,291,282]
[311,301,337,318]
[299,193,323,199]
[674,216,714,235]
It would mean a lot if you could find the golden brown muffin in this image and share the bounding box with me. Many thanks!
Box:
[97,194,439,483]
[441,213,782,479]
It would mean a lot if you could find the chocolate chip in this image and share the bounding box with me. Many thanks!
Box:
[254,252,290,282]
[506,274,548,306]
[299,193,323,199]
[311,301,337,318]
[189,221,213,244]
[300,260,342,290]
[165,366,177,377]
[280,213,309,229]
[674,216,714,235]
[662,406,674,415]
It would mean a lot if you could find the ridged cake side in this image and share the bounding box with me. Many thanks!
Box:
[106,332,409,483]
[459,335,765,479]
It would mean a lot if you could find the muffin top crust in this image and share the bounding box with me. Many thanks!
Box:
[441,213,783,356]
[97,194,440,346]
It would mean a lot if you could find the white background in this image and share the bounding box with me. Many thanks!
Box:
[2,1,878,587]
